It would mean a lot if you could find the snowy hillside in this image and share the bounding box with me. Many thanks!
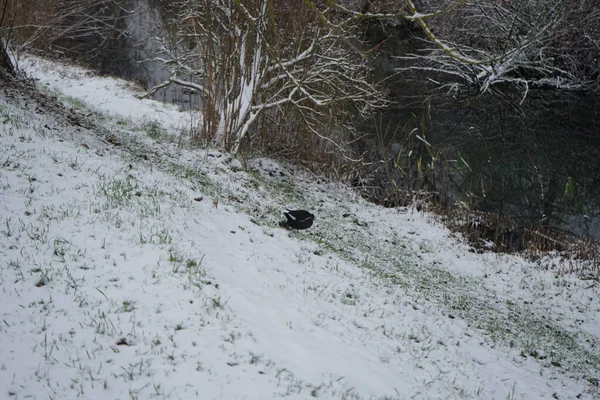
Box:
[0,56,598,400]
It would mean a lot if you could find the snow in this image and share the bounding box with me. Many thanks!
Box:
[0,55,598,400]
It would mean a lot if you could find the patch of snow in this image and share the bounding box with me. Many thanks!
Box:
[0,55,596,400]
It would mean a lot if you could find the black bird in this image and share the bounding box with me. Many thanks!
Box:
[282,209,315,230]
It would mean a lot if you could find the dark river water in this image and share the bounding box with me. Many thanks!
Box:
[371,89,600,241]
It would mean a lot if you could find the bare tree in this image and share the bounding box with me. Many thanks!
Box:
[403,0,585,100]
[144,0,388,154]
[330,0,600,98]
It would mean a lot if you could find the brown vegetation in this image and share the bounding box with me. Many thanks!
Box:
[146,0,387,172]
[0,0,127,70]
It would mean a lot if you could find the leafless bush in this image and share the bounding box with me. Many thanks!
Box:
[0,0,126,64]
[548,0,600,93]
[143,0,388,161]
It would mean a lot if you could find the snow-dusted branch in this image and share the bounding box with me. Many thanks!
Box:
[139,78,207,99]
[323,0,592,97]
[396,0,585,97]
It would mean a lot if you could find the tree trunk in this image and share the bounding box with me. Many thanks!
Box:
[0,40,14,75]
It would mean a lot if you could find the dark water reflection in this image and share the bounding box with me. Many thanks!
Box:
[370,88,600,241]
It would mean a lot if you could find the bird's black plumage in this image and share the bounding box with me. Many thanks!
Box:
[283,209,315,230]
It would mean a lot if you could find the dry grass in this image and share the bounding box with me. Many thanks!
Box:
[239,110,362,178]
[523,227,600,277]
[441,207,517,252]
[436,206,599,277]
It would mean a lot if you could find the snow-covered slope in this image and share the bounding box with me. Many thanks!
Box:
[0,56,598,400]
